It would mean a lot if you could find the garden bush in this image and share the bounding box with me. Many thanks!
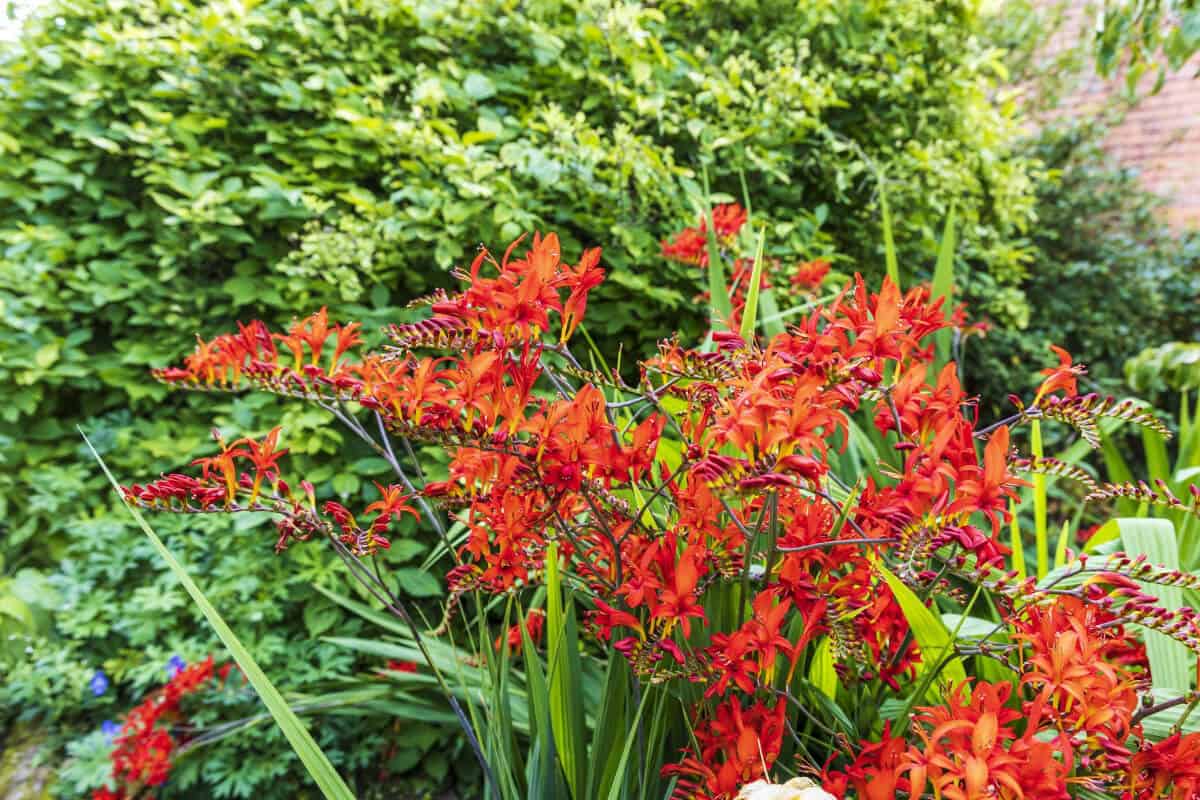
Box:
[0,1,1042,796]
[961,120,1200,413]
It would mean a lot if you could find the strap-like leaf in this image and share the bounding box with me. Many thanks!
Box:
[82,431,355,800]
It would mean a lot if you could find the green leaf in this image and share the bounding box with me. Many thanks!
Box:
[331,473,360,496]
[1008,501,1026,580]
[34,343,59,369]
[82,431,355,800]
[1031,420,1049,578]
[878,175,900,288]
[756,280,785,340]
[522,605,565,799]
[393,567,444,598]
[604,685,652,800]
[1085,519,1121,553]
[738,226,767,341]
[875,559,967,697]
[930,205,956,366]
[1142,424,1172,486]
[545,541,587,798]
[1117,517,1193,696]
[808,636,838,699]
[463,72,497,100]
[1054,520,1072,568]
[700,169,733,332]
[587,653,630,800]
[1140,698,1200,740]
[304,600,340,638]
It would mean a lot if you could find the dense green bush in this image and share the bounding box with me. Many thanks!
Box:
[962,120,1200,412]
[0,0,1040,796]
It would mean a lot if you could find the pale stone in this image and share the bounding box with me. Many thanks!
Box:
[736,776,837,800]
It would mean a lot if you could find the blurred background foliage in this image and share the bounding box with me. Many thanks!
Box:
[0,0,1196,797]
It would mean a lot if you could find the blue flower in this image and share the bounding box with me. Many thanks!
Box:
[166,654,186,678]
[101,720,121,741]
[89,670,109,697]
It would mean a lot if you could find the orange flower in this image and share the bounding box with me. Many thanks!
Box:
[1034,344,1085,403]
[905,682,1070,800]
[791,259,831,291]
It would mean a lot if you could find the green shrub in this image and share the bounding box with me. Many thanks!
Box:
[962,120,1200,413]
[0,0,1038,796]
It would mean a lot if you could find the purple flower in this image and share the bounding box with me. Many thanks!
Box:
[101,720,121,741]
[90,670,109,697]
[166,654,186,678]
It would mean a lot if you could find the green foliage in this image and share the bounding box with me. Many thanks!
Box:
[961,121,1200,413]
[991,0,1200,102]
[1127,342,1200,396]
[0,0,1040,795]
[1094,0,1200,92]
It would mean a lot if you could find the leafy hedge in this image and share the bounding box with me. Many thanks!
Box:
[0,0,1040,796]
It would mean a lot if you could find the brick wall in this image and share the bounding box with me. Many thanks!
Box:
[1032,2,1200,229]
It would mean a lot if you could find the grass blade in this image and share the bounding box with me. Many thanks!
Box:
[82,430,355,800]
[1054,520,1072,568]
[756,280,785,340]
[701,167,733,330]
[1009,501,1026,580]
[878,174,900,288]
[1143,424,1172,487]
[738,226,767,342]
[587,654,631,800]
[1180,390,1198,470]
[605,687,653,800]
[1031,420,1049,578]
[545,541,587,798]
[930,206,956,366]
[1100,426,1139,517]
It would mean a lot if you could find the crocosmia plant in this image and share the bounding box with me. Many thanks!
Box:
[111,211,1200,800]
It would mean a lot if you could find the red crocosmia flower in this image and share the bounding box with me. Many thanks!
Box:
[823,721,913,800]
[791,258,831,290]
[1035,344,1084,403]
[106,657,219,798]
[661,225,708,265]
[650,548,707,637]
[128,223,1200,800]
[950,424,1024,533]
[1012,595,1138,772]
[665,696,786,799]
[661,203,748,267]
[904,681,1071,800]
[234,425,288,502]
[385,660,420,674]
[591,597,644,641]
[363,483,419,534]
[710,204,748,239]
[560,247,604,342]
[706,630,757,697]
[496,608,547,653]
[1128,731,1200,799]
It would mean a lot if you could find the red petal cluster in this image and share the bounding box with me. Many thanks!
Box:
[96,658,217,800]
[122,428,416,556]
[661,203,749,266]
